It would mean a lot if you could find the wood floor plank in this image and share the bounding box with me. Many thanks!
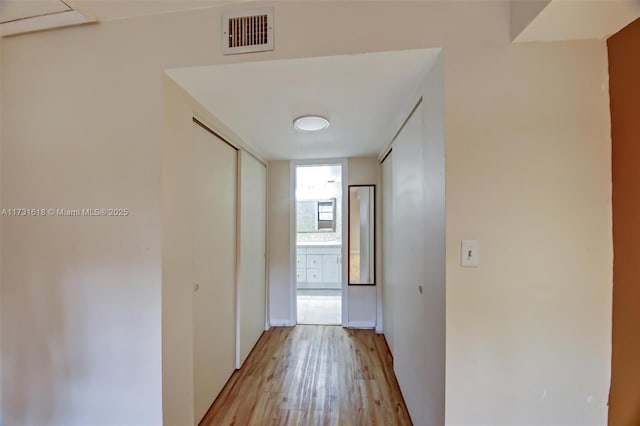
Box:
[200,325,412,426]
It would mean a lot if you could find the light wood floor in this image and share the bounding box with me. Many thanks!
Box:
[200,325,412,426]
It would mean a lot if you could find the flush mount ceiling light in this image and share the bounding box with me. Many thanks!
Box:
[293,115,330,133]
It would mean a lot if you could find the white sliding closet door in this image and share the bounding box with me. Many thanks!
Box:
[381,57,445,426]
[238,151,267,367]
[392,103,428,424]
[192,122,237,424]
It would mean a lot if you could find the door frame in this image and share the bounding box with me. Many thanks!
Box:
[290,158,349,326]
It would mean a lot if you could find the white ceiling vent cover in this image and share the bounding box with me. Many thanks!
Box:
[222,8,274,55]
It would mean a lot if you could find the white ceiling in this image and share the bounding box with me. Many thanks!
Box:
[167,49,439,160]
[0,0,95,36]
[0,0,70,23]
[66,0,246,22]
[0,0,243,35]
[514,0,640,42]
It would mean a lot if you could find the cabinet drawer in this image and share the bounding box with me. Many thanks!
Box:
[307,255,322,268]
[296,255,307,268]
[296,269,306,282]
[306,268,322,282]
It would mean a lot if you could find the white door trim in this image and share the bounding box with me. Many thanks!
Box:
[290,159,348,327]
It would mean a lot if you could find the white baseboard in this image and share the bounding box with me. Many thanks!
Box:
[270,319,293,327]
[347,321,376,329]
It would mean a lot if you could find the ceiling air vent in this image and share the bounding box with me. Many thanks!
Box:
[222,8,274,55]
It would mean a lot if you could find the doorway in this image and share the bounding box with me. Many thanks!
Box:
[295,164,343,325]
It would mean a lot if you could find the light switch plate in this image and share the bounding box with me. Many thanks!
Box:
[461,240,479,267]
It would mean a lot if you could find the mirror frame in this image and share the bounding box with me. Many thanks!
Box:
[348,184,376,286]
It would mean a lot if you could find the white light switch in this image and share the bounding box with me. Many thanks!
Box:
[461,240,479,267]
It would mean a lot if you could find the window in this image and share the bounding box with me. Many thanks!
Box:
[317,199,336,230]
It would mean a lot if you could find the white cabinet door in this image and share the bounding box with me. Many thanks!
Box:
[306,268,322,283]
[192,123,237,424]
[322,254,341,284]
[306,255,322,268]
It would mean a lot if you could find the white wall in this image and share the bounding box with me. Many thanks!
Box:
[162,78,196,426]
[2,19,164,425]
[444,41,612,425]
[1,2,613,425]
[346,157,379,328]
[266,157,380,329]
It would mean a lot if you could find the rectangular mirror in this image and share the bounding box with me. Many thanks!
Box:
[348,185,375,285]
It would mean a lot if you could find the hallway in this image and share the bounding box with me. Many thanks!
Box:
[201,326,411,425]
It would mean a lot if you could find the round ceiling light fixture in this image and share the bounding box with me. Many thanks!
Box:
[293,115,330,133]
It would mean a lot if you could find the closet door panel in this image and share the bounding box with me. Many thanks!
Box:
[391,104,428,425]
[239,151,267,366]
[192,123,237,424]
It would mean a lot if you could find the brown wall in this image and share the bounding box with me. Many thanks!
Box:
[608,17,640,426]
